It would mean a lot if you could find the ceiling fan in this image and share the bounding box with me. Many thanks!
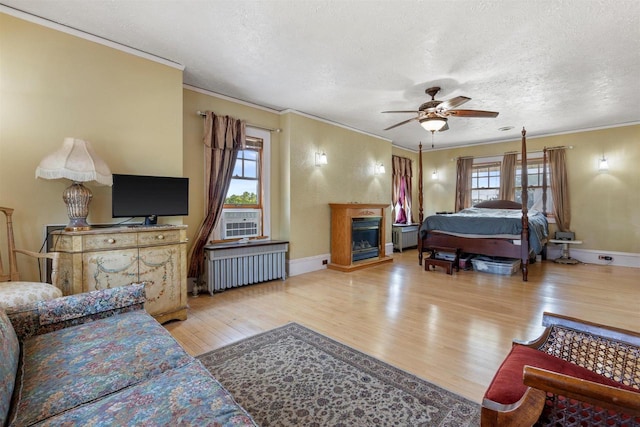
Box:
[382,86,499,132]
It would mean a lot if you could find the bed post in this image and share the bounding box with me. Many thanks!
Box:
[521,128,529,281]
[418,142,424,265]
[542,148,548,216]
[418,142,424,224]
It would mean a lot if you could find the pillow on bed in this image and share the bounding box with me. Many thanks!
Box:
[473,200,522,210]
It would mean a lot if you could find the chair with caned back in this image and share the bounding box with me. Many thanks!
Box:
[481,312,640,426]
[0,207,62,309]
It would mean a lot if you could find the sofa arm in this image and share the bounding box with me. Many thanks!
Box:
[7,283,146,341]
[524,365,640,417]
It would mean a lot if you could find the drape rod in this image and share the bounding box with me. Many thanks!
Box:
[197,111,281,133]
[450,145,573,161]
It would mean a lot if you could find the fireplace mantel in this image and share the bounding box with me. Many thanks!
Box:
[328,203,393,272]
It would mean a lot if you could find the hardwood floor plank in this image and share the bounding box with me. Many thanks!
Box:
[164,250,640,403]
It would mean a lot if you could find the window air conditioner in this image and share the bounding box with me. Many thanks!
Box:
[221,209,261,239]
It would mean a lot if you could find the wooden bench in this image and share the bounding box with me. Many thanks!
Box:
[424,246,460,275]
[481,312,640,426]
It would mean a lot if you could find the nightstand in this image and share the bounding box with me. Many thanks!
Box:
[548,239,582,264]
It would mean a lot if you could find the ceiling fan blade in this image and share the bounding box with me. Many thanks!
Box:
[384,117,418,130]
[446,109,499,118]
[381,110,421,114]
[438,96,471,110]
[439,122,450,132]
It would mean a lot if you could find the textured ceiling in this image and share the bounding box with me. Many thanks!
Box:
[3,0,640,150]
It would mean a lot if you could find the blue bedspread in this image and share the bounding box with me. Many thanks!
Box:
[419,208,549,254]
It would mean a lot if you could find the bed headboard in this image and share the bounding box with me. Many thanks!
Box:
[473,200,522,210]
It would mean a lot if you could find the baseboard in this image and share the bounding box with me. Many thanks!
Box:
[546,246,640,268]
[385,242,394,257]
[288,253,331,276]
[288,244,395,277]
[188,246,394,283]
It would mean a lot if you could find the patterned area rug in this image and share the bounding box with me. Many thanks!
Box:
[198,323,480,426]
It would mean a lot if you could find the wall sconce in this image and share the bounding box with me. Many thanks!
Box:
[598,155,609,172]
[374,162,386,175]
[315,152,328,167]
[432,169,438,180]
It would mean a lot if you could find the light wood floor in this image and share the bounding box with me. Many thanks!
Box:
[164,250,640,404]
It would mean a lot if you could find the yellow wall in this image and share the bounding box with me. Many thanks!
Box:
[182,88,282,246]
[422,125,640,253]
[2,11,637,283]
[182,100,393,260]
[284,112,392,259]
[0,13,183,281]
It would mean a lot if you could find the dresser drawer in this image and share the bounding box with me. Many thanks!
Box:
[137,229,182,246]
[84,232,138,250]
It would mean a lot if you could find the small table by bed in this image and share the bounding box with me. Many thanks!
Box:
[548,239,582,264]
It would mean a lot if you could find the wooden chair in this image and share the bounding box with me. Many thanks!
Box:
[0,207,63,309]
[481,312,640,426]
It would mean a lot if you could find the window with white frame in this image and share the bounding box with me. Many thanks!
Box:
[212,129,271,241]
[470,155,554,216]
[471,162,500,205]
[224,137,262,207]
[514,157,554,214]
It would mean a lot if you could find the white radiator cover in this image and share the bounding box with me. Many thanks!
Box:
[205,241,288,294]
[392,225,419,252]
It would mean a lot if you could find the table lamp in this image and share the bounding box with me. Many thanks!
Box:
[36,137,112,231]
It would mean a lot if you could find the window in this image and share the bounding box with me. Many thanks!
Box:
[471,162,500,205]
[515,158,554,214]
[224,137,262,207]
[212,128,271,241]
[469,156,554,216]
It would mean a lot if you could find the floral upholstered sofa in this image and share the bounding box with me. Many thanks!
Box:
[0,283,257,426]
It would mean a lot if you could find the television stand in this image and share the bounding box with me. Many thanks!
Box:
[50,225,188,324]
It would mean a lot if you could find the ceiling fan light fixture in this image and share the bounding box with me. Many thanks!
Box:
[419,117,447,132]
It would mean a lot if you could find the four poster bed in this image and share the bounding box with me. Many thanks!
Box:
[417,128,549,281]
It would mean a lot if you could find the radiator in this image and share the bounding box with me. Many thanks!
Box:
[205,241,288,294]
[392,225,419,252]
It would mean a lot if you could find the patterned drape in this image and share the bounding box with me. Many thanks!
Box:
[548,148,571,232]
[188,112,246,279]
[499,152,518,201]
[392,156,413,224]
[455,157,473,211]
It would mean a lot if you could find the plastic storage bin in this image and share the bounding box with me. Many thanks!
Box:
[435,251,457,261]
[471,256,520,275]
[458,253,476,270]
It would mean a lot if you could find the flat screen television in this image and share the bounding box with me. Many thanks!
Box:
[112,174,189,225]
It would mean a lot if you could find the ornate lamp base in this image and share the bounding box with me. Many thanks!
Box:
[62,182,93,231]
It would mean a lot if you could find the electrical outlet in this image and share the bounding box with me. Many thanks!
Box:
[598,255,613,261]
[322,259,328,265]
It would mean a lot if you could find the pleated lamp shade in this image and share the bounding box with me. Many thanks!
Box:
[36,138,112,185]
[36,138,112,231]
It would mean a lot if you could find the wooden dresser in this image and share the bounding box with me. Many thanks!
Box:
[50,225,188,324]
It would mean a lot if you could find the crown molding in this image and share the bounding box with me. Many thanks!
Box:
[183,84,280,114]
[1,5,184,71]
[280,109,392,143]
[412,121,640,153]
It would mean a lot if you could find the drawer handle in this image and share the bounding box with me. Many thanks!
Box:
[106,238,116,244]
[157,234,165,240]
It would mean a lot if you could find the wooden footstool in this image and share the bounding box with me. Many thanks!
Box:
[425,246,460,275]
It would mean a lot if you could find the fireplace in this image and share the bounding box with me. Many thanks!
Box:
[328,203,392,272]
[351,217,380,262]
